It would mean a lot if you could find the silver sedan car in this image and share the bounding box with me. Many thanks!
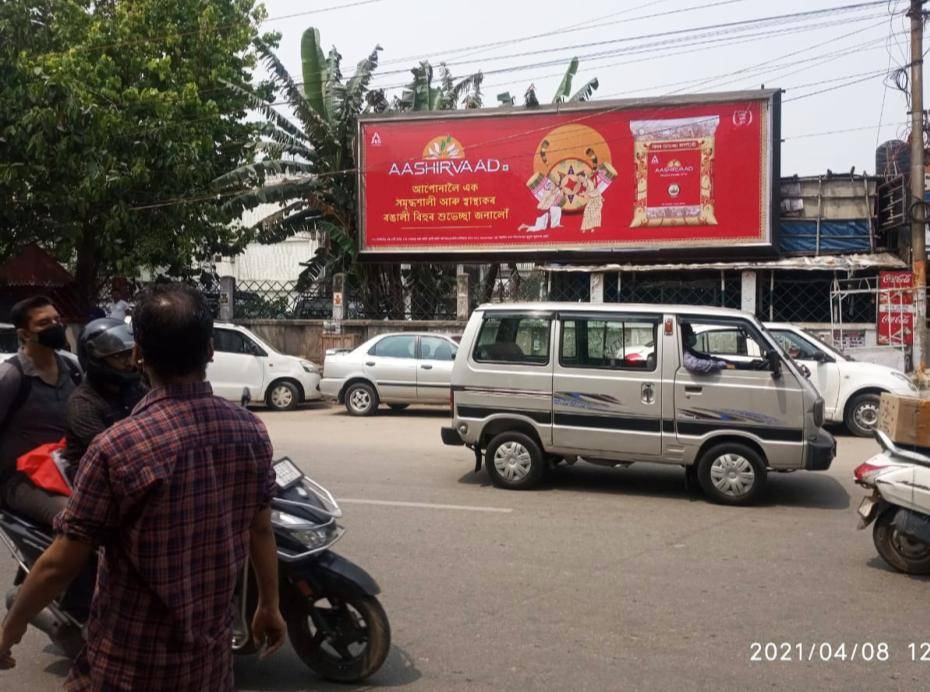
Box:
[320,332,458,415]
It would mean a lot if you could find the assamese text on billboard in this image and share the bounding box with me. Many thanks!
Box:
[358,91,778,257]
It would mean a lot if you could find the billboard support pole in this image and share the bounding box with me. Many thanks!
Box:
[590,272,604,303]
[909,0,927,379]
[456,265,469,321]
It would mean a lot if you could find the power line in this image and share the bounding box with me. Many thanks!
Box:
[31,0,392,56]
[358,13,888,95]
[380,0,747,66]
[368,1,888,78]
[262,0,388,23]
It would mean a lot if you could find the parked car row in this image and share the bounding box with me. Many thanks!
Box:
[5,313,917,430]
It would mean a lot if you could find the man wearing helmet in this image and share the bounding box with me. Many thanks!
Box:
[63,318,146,469]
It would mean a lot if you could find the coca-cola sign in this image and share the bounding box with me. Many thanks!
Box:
[877,270,914,346]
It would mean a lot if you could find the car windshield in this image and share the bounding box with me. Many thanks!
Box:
[801,329,850,360]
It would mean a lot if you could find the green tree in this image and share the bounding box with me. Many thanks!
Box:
[0,0,270,304]
[216,29,484,318]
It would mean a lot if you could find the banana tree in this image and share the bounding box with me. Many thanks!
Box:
[478,58,600,304]
[385,61,484,318]
[214,27,402,314]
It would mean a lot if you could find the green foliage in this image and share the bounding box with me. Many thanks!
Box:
[0,0,271,300]
[216,28,484,316]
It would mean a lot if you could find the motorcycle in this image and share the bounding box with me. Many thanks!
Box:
[0,455,391,683]
[854,430,930,575]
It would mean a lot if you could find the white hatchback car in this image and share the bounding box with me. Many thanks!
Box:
[321,332,458,415]
[1,323,17,361]
[209,323,322,411]
[764,323,916,436]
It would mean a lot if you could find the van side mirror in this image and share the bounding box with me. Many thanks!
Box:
[766,350,782,379]
[810,350,832,363]
[798,363,812,379]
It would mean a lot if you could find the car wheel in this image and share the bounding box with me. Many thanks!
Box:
[845,393,881,437]
[485,432,545,490]
[345,382,379,416]
[388,403,409,412]
[267,381,299,411]
[696,443,767,506]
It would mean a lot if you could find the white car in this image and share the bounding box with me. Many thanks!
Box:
[765,323,917,436]
[1,323,17,361]
[321,332,458,415]
[209,323,322,411]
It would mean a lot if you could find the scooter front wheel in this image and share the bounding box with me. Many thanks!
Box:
[286,584,391,683]
[873,510,930,575]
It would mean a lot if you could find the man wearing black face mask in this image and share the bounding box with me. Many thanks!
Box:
[0,296,81,525]
[63,318,147,470]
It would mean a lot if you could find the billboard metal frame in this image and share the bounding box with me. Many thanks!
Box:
[357,89,781,263]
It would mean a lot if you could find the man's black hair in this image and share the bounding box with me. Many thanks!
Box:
[10,295,55,329]
[132,283,213,379]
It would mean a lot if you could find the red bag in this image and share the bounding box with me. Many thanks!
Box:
[16,438,72,497]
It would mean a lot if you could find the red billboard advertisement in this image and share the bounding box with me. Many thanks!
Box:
[358,90,779,258]
[878,270,914,346]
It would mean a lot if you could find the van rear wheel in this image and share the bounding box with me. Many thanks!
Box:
[485,432,545,490]
[696,443,767,506]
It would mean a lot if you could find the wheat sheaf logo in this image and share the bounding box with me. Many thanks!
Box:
[422,135,464,160]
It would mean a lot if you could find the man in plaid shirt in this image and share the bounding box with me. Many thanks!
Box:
[0,283,286,689]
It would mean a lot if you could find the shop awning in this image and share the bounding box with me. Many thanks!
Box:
[540,252,907,273]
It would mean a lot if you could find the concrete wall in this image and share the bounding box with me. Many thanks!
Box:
[236,319,466,363]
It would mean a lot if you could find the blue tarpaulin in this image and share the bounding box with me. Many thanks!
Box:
[778,219,872,254]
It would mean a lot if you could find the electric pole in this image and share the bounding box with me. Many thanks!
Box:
[909,0,927,378]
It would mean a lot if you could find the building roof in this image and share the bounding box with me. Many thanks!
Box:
[540,252,906,273]
[0,244,74,286]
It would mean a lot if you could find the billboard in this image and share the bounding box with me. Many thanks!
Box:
[358,90,780,260]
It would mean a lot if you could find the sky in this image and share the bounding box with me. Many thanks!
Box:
[257,0,921,177]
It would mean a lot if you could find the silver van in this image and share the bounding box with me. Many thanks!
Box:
[441,303,835,505]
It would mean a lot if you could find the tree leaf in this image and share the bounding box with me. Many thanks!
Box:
[552,57,579,104]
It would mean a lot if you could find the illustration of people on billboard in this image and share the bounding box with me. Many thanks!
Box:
[519,124,617,234]
[518,173,564,232]
[629,116,719,227]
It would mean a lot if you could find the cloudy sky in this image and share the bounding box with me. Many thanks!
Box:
[258,0,918,176]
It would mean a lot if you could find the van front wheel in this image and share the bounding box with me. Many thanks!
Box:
[697,443,767,506]
[485,432,545,490]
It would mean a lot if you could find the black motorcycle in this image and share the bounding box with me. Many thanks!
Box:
[0,456,391,683]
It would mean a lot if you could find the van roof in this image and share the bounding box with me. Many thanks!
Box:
[475,302,754,318]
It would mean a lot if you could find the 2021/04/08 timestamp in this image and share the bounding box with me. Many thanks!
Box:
[750,642,930,662]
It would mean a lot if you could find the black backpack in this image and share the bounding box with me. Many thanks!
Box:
[0,354,82,437]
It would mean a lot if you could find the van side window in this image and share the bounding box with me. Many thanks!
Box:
[685,321,767,367]
[473,315,551,365]
[560,317,658,371]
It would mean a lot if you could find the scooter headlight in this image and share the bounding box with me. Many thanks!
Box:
[291,524,344,550]
[271,510,344,551]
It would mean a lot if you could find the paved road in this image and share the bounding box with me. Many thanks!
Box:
[3,405,928,691]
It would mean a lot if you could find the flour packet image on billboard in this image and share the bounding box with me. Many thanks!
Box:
[629,116,719,227]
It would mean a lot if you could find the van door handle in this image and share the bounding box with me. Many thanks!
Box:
[685,385,703,394]
[421,364,433,370]
[365,361,376,366]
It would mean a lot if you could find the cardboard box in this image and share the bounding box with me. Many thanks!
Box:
[879,393,930,448]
